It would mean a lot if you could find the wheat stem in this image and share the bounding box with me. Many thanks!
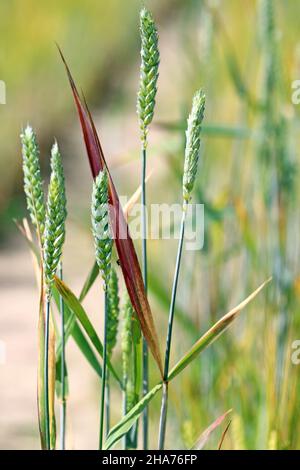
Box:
[137,6,159,448]
[141,146,149,448]
[44,298,51,450]
[91,169,113,450]
[43,141,67,451]
[158,204,187,449]
[158,89,205,449]
[105,370,110,437]
[99,289,108,450]
[59,262,66,450]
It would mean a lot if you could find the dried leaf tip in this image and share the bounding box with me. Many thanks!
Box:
[91,170,113,287]
[44,142,67,296]
[137,7,160,148]
[183,90,206,203]
[21,125,45,238]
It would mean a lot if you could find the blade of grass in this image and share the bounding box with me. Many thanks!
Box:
[218,420,232,450]
[104,383,163,450]
[16,220,104,382]
[54,276,122,387]
[99,290,108,450]
[156,121,251,139]
[78,260,99,303]
[49,314,56,449]
[80,260,198,341]
[168,278,271,381]
[58,46,163,377]
[104,279,270,449]
[192,410,232,450]
[58,262,66,450]
[37,269,47,450]
[56,307,102,378]
[44,299,51,449]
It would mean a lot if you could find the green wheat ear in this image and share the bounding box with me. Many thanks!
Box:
[107,267,120,357]
[21,125,46,239]
[43,141,67,297]
[91,170,113,287]
[182,90,206,204]
[137,7,160,148]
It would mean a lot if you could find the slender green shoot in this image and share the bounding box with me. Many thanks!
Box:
[91,169,113,450]
[43,141,67,450]
[158,90,205,449]
[158,205,187,449]
[105,267,120,435]
[59,261,67,450]
[44,299,51,450]
[99,290,108,450]
[137,7,159,449]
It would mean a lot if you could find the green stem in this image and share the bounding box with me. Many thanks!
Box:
[105,370,110,437]
[44,297,51,450]
[141,146,149,449]
[59,262,66,450]
[99,289,108,450]
[122,375,128,450]
[158,382,168,449]
[158,203,187,449]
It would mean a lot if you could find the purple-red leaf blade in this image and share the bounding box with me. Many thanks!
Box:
[58,47,163,376]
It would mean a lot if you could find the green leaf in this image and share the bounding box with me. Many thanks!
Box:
[168,279,271,381]
[55,357,69,399]
[104,279,270,449]
[104,383,162,450]
[79,261,99,302]
[54,276,122,387]
[53,286,102,390]
[156,121,251,139]
[70,320,103,377]
[16,220,103,381]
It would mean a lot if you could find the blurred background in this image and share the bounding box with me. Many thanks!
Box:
[1,0,300,450]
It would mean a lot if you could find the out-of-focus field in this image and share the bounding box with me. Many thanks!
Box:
[1,0,300,449]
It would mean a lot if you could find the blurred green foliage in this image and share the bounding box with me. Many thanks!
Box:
[0,0,180,237]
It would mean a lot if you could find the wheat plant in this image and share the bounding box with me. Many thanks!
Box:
[18,6,275,452]
[137,7,160,449]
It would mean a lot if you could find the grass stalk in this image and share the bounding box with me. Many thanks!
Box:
[105,370,110,437]
[91,170,112,450]
[141,146,149,449]
[158,203,187,449]
[158,89,205,449]
[99,289,108,450]
[44,297,51,450]
[137,8,160,447]
[59,262,66,450]
[122,379,128,450]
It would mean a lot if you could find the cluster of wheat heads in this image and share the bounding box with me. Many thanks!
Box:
[19,7,270,450]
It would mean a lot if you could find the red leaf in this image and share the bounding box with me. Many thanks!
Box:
[193,409,232,450]
[58,46,163,377]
